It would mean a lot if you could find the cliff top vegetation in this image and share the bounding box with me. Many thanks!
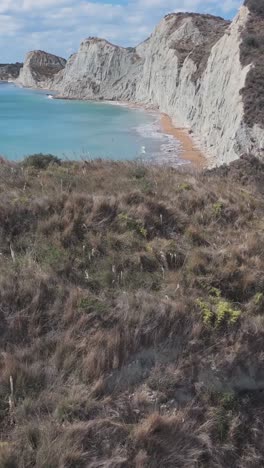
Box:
[241,0,264,127]
[0,154,264,467]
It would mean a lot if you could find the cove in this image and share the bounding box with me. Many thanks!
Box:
[0,83,181,162]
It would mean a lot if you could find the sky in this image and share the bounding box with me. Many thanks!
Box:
[1,0,242,63]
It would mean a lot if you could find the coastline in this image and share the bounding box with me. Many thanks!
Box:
[105,99,207,169]
[160,114,206,169]
[5,83,207,168]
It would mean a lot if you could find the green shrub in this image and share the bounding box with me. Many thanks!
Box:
[22,154,61,170]
[197,291,241,327]
[254,292,264,305]
[118,213,147,238]
[216,300,241,325]
[212,201,223,217]
[178,182,192,192]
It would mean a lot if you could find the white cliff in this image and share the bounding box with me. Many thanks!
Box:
[17,6,264,166]
[134,6,253,165]
[17,50,66,89]
[55,38,143,101]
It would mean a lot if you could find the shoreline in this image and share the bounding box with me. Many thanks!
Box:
[4,83,207,168]
[160,114,206,169]
[104,99,206,169]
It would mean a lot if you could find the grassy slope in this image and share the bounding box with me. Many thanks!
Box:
[0,155,264,467]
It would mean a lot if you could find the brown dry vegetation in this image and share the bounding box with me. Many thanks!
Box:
[241,0,264,128]
[0,154,264,467]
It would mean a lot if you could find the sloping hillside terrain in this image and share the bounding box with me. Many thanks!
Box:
[0,63,22,81]
[0,155,264,467]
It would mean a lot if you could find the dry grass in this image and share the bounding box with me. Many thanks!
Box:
[0,154,264,466]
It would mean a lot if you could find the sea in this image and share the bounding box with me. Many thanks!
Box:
[0,82,182,163]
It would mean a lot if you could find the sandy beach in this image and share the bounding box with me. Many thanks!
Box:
[160,113,206,169]
[100,100,207,169]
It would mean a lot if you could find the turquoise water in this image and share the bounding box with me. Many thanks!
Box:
[0,83,180,162]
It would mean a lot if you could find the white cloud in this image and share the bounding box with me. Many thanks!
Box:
[0,14,21,35]
[0,0,242,63]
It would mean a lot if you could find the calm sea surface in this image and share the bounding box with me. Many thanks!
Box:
[0,83,181,162]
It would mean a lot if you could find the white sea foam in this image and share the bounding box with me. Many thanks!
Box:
[104,100,187,166]
[135,118,185,166]
[136,119,164,140]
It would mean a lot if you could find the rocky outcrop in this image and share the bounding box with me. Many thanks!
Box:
[17,2,264,166]
[0,63,23,81]
[55,38,143,100]
[17,50,66,89]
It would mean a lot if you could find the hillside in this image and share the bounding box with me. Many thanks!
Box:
[0,63,23,81]
[16,0,264,166]
[0,154,264,466]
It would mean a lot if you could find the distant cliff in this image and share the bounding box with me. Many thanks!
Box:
[17,51,66,88]
[17,2,264,166]
[0,63,23,81]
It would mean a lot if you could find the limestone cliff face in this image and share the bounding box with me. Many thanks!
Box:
[55,38,143,100]
[17,51,66,89]
[17,6,264,166]
[134,6,261,165]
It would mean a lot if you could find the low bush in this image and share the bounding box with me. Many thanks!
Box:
[22,153,61,169]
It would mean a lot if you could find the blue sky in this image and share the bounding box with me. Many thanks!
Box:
[0,0,242,63]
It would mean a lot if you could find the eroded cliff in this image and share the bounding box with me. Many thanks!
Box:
[17,50,66,89]
[17,3,264,166]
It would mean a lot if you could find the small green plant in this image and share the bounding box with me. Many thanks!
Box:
[209,287,221,298]
[196,290,241,327]
[212,202,223,217]
[178,182,192,192]
[216,300,241,326]
[254,292,264,305]
[118,213,147,238]
[220,392,237,411]
[196,299,213,325]
[138,225,148,238]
